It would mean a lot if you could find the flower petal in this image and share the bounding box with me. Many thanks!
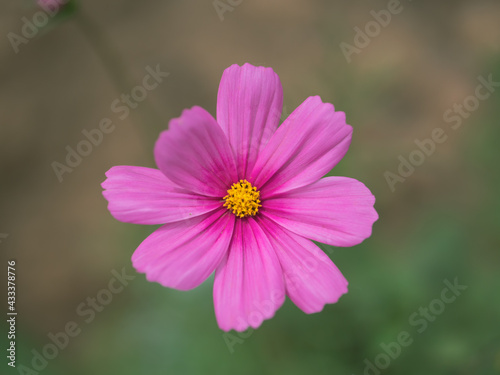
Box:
[250,96,352,197]
[154,106,238,197]
[132,208,235,291]
[257,216,348,314]
[217,63,283,178]
[213,218,285,332]
[262,177,378,247]
[102,166,221,225]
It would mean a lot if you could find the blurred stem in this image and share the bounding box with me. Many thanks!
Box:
[73,8,164,128]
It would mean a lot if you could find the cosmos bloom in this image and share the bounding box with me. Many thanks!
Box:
[102,63,378,331]
[37,0,66,12]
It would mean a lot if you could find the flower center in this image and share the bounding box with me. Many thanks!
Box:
[223,179,262,218]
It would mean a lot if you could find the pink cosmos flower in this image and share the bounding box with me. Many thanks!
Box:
[102,63,378,331]
[37,0,66,12]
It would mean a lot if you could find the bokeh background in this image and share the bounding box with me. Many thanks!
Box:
[1,0,499,374]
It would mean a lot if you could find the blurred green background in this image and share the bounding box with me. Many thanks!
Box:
[1,0,499,374]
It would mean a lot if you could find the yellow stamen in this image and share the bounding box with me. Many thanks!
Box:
[223,179,262,218]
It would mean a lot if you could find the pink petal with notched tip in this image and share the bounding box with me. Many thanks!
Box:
[154,106,238,198]
[250,96,352,197]
[213,218,285,332]
[217,63,283,179]
[102,166,221,225]
[257,216,348,314]
[262,177,378,247]
[132,208,235,291]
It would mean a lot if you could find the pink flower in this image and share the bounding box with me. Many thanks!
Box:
[37,0,66,12]
[102,63,378,331]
